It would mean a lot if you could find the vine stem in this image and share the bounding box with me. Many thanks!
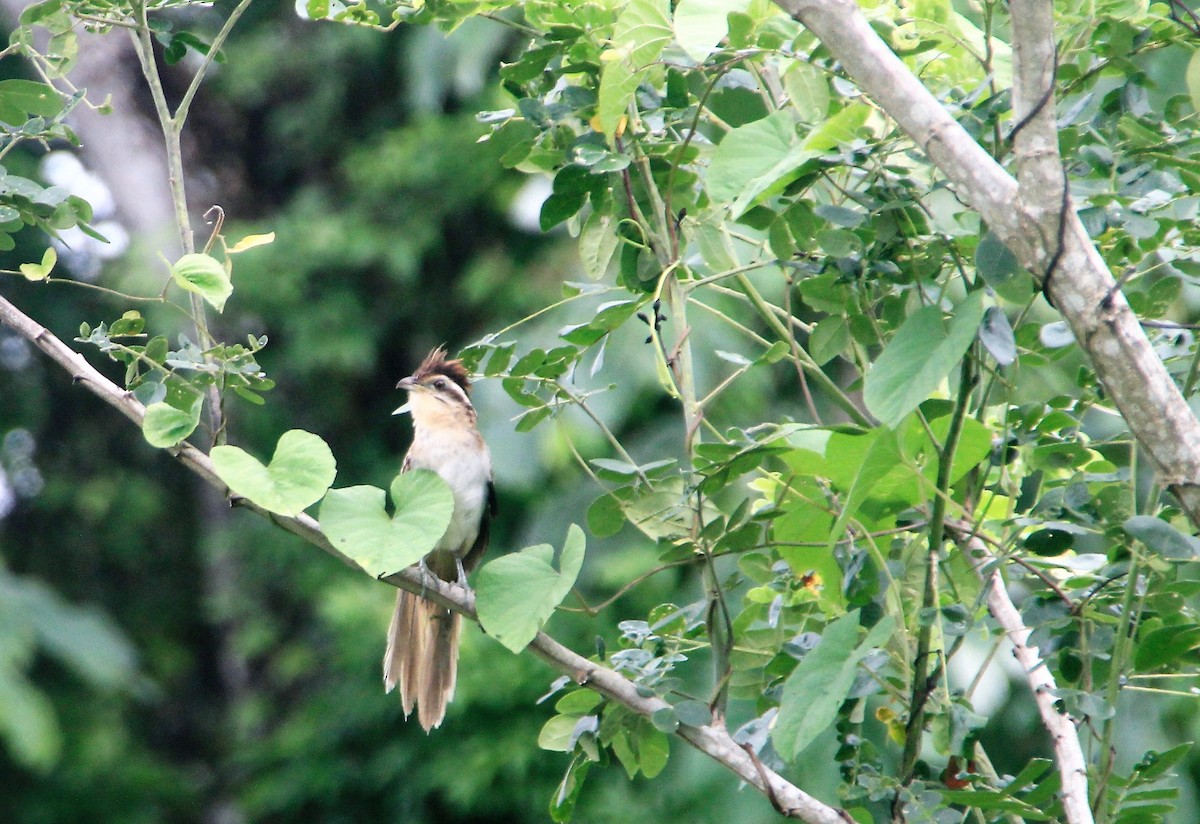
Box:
[127,0,253,443]
[1093,548,1145,821]
[628,110,730,721]
[0,290,852,824]
[554,381,650,484]
[781,272,821,424]
[176,0,255,125]
[897,352,974,795]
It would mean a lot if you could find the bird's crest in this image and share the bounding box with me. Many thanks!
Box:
[412,346,472,395]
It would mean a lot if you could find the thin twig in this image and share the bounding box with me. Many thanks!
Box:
[175,0,256,125]
[945,519,1095,824]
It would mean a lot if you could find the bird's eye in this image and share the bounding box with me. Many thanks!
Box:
[433,378,447,390]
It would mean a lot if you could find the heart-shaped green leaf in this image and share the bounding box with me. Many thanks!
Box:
[476,524,585,653]
[318,470,455,578]
[707,111,816,218]
[210,430,336,516]
[142,398,202,448]
[170,252,232,312]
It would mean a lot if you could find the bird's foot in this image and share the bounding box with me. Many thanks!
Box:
[417,557,433,599]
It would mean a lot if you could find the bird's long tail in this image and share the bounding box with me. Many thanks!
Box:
[383,588,461,732]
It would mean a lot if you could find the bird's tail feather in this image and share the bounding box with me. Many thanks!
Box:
[383,589,460,732]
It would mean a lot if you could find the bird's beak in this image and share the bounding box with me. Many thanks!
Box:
[393,375,418,415]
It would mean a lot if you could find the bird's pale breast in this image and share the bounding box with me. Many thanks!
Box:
[408,426,492,555]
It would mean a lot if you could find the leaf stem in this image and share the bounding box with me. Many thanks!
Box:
[1094,548,1146,819]
[555,382,650,485]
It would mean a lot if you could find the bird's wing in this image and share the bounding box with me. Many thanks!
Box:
[463,479,496,573]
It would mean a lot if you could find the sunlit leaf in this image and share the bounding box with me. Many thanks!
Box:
[0,79,63,127]
[774,611,895,758]
[783,59,830,122]
[707,111,815,216]
[226,232,275,254]
[579,206,620,280]
[799,101,870,153]
[18,246,55,281]
[141,398,202,448]
[597,0,671,138]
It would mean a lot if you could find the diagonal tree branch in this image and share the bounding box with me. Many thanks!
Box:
[772,0,1200,530]
[949,522,1095,824]
[0,291,849,824]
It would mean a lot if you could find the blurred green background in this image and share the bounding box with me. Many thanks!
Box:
[2,3,1200,822]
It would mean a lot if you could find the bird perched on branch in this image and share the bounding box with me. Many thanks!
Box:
[383,346,495,731]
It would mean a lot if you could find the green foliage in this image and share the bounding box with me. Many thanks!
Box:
[141,398,202,448]
[18,246,54,281]
[9,0,1200,823]
[0,570,138,772]
[863,291,987,427]
[597,0,672,138]
[706,110,814,217]
[169,252,232,313]
[411,0,1200,818]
